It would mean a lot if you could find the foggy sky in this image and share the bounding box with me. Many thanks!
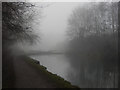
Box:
[32,3,81,51]
[17,1,118,51]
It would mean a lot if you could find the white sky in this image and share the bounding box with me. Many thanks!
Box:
[32,2,81,51]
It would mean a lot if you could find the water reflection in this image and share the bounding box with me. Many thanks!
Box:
[66,55,101,88]
[30,54,118,88]
[66,54,118,88]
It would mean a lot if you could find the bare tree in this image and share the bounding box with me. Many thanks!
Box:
[2,2,39,47]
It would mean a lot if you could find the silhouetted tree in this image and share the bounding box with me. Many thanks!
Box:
[2,2,42,88]
[2,2,38,48]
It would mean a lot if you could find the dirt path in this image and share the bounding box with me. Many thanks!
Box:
[13,56,57,88]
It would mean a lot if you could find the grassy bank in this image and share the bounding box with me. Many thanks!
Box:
[23,56,79,88]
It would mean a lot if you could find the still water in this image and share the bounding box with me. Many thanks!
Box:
[30,54,79,86]
[30,54,118,88]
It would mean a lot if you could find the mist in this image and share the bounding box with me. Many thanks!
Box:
[26,2,81,51]
[2,2,119,88]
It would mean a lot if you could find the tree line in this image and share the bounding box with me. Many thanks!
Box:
[66,2,118,88]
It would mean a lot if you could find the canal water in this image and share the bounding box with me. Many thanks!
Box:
[30,54,118,88]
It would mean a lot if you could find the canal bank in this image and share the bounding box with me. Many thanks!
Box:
[3,55,79,88]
